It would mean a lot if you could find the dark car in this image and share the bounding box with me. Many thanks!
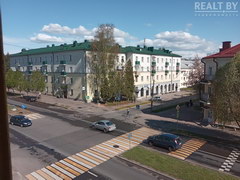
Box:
[23,96,37,102]
[146,133,182,152]
[10,115,32,127]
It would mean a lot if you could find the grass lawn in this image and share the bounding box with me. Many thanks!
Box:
[122,146,239,180]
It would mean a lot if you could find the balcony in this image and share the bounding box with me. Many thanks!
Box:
[151,61,156,66]
[151,70,156,75]
[42,71,48,75]
[28,62,32,66]
[42,61,48,65]
[176,69,180,73]
[200,93,211,105]
[176,62,180,66]
[60,71,67,76]
[60,60,66,65]
[165,70,169,75]
[165,62,169,67]
[135,61,140,65]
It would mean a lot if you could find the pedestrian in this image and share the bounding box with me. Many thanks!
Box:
[189,99,193,107]
[127,108,130,116]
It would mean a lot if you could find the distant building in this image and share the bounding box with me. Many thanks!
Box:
[9,41,182,101]
[180,59,194,88]
[200,41,240,122]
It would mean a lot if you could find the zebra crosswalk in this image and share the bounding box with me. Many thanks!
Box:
[25,113,45,120]
[25,127,206,180]
[25,127,158,180]
[169,138,206,160]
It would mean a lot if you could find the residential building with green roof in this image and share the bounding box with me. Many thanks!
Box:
[10,40,182,101]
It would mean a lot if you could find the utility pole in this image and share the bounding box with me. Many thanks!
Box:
[0,12,13,180]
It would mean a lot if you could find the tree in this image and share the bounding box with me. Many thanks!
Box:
[5,69,16,91]
[188,56,204,86]
[29,71,45,92]
[123,60,135,100]
[211,53,240,127]
[90,24,119,101]
[4,53,10,72]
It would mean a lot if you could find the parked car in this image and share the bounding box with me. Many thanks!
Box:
[146,133,182,152]
[90,120,116,133]
[10,115,32,127]
[23,96,37,102]
[152,96,162,101]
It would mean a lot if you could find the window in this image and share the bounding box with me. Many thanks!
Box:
[135,76,138,82]
[45,87,48,93]
[56,56,59,62]
[156,75,159,80]
[161,66,163,71]
[169,75,171,79]
[141,57,144,62]
[70,78,73,84]
[136,56,138,61]
[165,75,167,79]
[141,67,144,71]
[141,76,144,82]
[157,58,159,63]
[117,56,119,63]
[161,75,163,79]
[147,67,149,71]
[147,57,149,63]
[161,58,164,63]
[121,56,124,63]
[147,76,149,80]
[69,67,73,73]
[209,67,212,75]
[40,57,42,63]
[45,76,48,83]
[70,89,73,96]
[157,67,159,71]
[69,55,72,62]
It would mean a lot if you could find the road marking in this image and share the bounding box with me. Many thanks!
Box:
[51,163,76,179]
[31,172,45,180]
[36,170,54,180]
[83,150,108,161]
[60,160,84,174]
[25,127,162,179]
[41,168,63,180]
[168,139,206,160]
[25,113,44,120]
[55,162,80,176]
[46,166,71,180]
[64,158,88,172]
[76,153,100,165]
[88,171,98,177]
[219,149,240,172]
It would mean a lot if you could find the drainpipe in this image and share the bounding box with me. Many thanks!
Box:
[0,12,13,180]
[51,52,55,96]
[213,58,218,72]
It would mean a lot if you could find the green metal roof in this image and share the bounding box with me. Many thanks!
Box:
[10,41,181,58]
[120,46,181,57]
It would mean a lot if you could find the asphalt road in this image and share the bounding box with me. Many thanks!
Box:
[8,98,240,179]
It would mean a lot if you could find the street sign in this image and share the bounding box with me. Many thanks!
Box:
[82,87,85,91]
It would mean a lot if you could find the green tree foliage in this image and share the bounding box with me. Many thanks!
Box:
[90,24,119,101]
[4,53,10,72]
[6,69,16,91]
[30,71,45,92]
[123,60,135,100]
[211,53,240,127]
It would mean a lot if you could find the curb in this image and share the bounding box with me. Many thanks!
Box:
[116,155,176,180]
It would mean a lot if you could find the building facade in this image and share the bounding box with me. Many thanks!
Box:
[180,59,194,88]
[200,41,240,122]
[10,41,181,101]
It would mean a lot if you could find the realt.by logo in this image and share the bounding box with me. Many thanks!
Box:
[194,1,239,16]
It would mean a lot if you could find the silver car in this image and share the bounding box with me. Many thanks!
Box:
[90,120,116,133]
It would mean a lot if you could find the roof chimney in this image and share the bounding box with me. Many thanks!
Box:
[220,41,231,52]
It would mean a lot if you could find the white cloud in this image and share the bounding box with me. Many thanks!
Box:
[185,23,192,32]
[138,31,217,58]
[30,33,64,43]
[42,23,92,36]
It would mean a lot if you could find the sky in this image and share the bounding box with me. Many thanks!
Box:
[1,0,240,58]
